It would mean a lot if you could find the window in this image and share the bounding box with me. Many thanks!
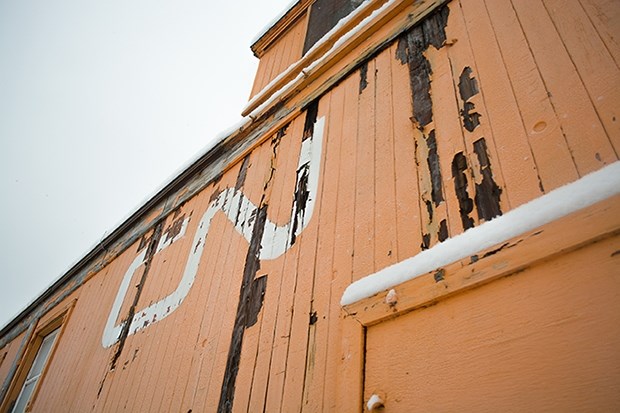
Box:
[10,327,60,413]
[1,301,74,413]
[302,0,365,54]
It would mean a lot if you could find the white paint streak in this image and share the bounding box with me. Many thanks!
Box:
[341,161,620,306]
[260,116,325,259]
[102,116,325,347]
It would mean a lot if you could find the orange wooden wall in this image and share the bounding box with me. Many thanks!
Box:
[1,0,619,412]
[249,12,308,99]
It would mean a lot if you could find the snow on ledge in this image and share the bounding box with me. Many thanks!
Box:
[341,161,620,306]
[243,0,386,117]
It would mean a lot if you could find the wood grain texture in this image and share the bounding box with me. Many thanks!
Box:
[364,232,620,412]
[3,1,619,412]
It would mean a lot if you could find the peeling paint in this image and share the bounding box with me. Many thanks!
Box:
[426,130,444,206]
[309,311,318,325]
[218,205,270,413]
[452,152,475,230]
[458,67,481,132]
[438,219,448,242]
[396,5,449,129]
[235,155,251,191]
[396,6,450,250]
[473,138,503,221]
[109,222,163,370]
[359,61,369,94]
[102,215,190,350]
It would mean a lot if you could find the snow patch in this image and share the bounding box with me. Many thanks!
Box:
[244,0,394,117]
[341,161,620,306]
[251,0,301,46]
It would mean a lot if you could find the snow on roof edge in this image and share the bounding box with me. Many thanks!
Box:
[244,0,386,116]
[251,0,301,47]
[341,161,620,306]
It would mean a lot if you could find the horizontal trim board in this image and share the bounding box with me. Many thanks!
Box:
[343,192,620,327]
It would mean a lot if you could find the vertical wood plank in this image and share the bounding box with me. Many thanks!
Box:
[353,59,376,279]
[131,214,186,413]
[511,0,614,175]
[263,117,305,413]
[374,47,399,270]
[425,35,475,236]
[323,72,364,413]
[280,95,330,413]
[459,0,543,207]
[127,186,224,413]
[199,140,274,411]
[544,0,620,157]
[165,181,243,412]
[301,86,342,412]
[444,1,509,223]
[390,44,424,259]
[484,0,579,192]
[176,184,245,412]
[244,118,298,413]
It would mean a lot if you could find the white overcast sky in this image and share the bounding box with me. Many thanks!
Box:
[0,0,293,328]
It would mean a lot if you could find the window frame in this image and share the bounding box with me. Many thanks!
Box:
[1,300,75,413]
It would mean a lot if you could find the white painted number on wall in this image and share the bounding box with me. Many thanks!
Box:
[102,117,325,348]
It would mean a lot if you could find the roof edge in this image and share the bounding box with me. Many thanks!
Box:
[251,0,312,58]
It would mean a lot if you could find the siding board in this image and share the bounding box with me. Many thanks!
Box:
[374,47,399,270]
[460,0,543,207]
[262,117,305,413]
[512,0,616,175]
[280,97,330,413]
[484,0,579,192]
[545,0,620,156]
[2,1,618,411]
[353,60,377,279]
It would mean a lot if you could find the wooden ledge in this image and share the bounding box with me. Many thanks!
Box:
[243,0,448,117]
[343,195,620,327]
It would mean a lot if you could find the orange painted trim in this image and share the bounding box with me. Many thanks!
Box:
[343,195,620,327]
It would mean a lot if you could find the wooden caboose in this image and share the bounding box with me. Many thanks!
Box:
[1,0,619,411]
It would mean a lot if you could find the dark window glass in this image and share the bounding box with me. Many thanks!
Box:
[303,0,364,54]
